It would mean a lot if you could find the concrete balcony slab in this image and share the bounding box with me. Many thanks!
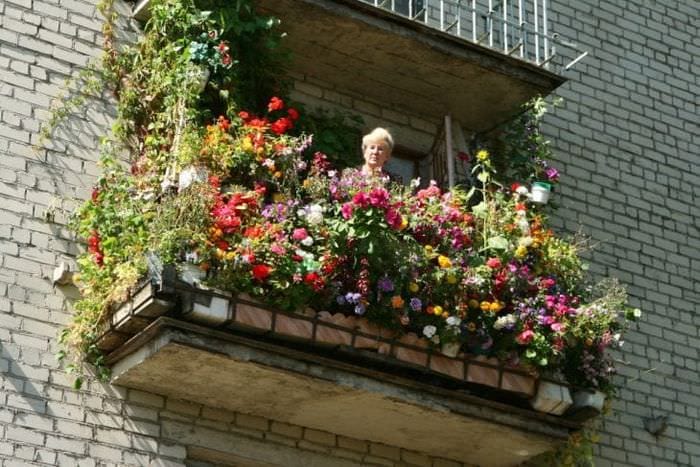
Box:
[109,317,575,467]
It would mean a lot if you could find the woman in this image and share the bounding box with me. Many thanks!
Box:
[360,127,394,176]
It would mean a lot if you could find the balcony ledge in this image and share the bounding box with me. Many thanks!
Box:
[109,316,577,466]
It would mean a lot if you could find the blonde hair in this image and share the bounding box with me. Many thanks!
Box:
[362,127,394,152]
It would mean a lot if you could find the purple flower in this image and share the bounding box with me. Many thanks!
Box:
[336,295,346,305]
[345,292,361,304]
[377,276,394,292]
[545,166,559,181]
[409,297,422,312]
[354,303,366,315]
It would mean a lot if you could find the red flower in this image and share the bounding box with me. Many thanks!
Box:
[457,151,469,161]
[267,96,284,112]
[511,182,521,192]
[217,115,230,131]
[238,111,250,122]
[516,329,535,345]
[91,187,99,202]
[287,108,299,121]
[270,117,292,135]
[215,240,230,251]
[486,257,501,269]
[252,264,272,281]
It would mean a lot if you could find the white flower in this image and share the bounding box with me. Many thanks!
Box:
[494,314,517,330]
[327,170,337,178]
[633,308,642,318]
[262,158,275,168]
[446,316,461,327]
[301,236,314,247]
[516,185,529,195]
[519,236,533,247]
[410,177,421,189]
[305,204,324,225]
[423,325,437,339]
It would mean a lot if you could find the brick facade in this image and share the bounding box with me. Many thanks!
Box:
[0,0,697,466]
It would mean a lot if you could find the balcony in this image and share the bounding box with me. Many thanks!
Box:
[133,0,572,132]
[101,269,585,467]
[255,0,571,132]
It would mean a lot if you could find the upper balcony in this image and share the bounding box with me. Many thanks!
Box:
[254,0,576,132]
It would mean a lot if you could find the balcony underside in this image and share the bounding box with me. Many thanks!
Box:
[110,317,573,467]
[257,0,566,132]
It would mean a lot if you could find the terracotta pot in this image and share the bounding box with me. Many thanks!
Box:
[393,333,429,367]
[500,369,538,397]
[440,341,461,358]
[530,381,573,415]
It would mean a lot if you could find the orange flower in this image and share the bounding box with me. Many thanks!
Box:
[391,296,405,309]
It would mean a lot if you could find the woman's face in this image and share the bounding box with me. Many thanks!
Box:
[363,139,391,170]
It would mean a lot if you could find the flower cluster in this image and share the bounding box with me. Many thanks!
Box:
[188,30,234,72]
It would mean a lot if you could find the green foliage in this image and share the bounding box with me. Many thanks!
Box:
[295,107,364,169]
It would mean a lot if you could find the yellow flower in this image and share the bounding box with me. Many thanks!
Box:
[515,245,528,258]
[446,274,457,284]
[241,138,253,152]
[437,255,452,268]
[215,248,226,260]
[391,296,405,309]
[399,217,408,230]
[424,245,434,254]
[225,251,236,261]
[273,171,283,179]
[476,149,490,162]
[409,283,420,293]
[489,301,504,313]
[272,193,286,203]
[480,301,491,312]
[302,179,311,188]
[433,305,443,315]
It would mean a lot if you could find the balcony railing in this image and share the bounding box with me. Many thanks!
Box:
[360,0,586,72]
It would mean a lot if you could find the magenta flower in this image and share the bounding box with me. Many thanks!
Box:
[292,228,308,241]
[545,167,559,181]
[516,329,535,345]
[341,202,354,220]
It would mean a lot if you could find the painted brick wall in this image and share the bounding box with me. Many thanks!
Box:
[0,0,697,466]
[543,1,699,466]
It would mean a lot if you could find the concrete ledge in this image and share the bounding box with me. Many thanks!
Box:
[110,317,574,466]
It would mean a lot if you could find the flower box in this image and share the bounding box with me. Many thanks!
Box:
[465,355,501,388]
[273,311,314,341]
[429,352,466,380]
[181,291,233,326]
[530,381,572,415]
[230,295,273,333]
[392,333,429,367]
[565,389,606,422]
[500,367,538,398]
[314,312,354,347]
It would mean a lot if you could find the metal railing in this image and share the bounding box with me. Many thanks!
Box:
[362,0,586,72]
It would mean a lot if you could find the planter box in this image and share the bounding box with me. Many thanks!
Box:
[429,353,465,380]
[181,292,233,326]
[393,333,429,367]
[500,368,538,397]
[231,295,273,333]
[466,356,501,388]
[273,313,314,341]
[315,312,354,347]
[566,389,606,422]
[530,381,572,415]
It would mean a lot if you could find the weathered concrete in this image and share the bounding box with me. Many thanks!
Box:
[110,318,571,467]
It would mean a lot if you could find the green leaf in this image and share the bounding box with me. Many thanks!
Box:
[487,236,508,250]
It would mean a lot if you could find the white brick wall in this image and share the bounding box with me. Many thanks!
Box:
[0,0,697,466]
[544,1,699,466]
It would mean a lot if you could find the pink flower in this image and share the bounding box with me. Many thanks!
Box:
[292,228,308,241]
[341,202,354,219]
[270,243,286,255]
[516,329,535,345]
[352,192,370,207]
[550,322,566,333]
[368,188,390,208]
[385,208,402,230]
[486,257,501,269]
